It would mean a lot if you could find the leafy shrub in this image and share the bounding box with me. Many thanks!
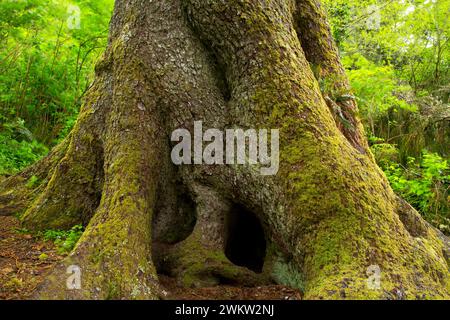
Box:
[380,149,450,233]
[371,142,399,167]
[0,119,48,175]
[40,224,84,255]
[343,53,417,129]
[324,0,450,101]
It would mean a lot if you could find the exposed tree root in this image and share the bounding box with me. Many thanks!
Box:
[20,133,103,230]
[0,138,69,217]
[294,0,368,153]
[155,185,271,288]
[33,72,164,298]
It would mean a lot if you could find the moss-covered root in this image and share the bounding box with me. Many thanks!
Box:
[301,223,450,300]
[32,17,168,299]
[0,138,69,217]
[34,130,161,299]
[287,144,450,300]
[163,233,269,288]
[396,195,450,265]
[159,185,270,288]
[19,122,104,231]
[294,0,368,153]
[34,202,160,300]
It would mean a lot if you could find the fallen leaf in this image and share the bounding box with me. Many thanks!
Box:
[1,267,14,274]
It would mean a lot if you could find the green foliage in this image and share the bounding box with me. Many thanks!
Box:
[324,0,450,100]
[39,224,84,254]
[343,53,417,117]
[370,142,399,167]
[38,253,49,260]
[0,0,113,175]
[377,147,450,233]
[342,52,449,161]
[0,118,48,175]
[324,0,449,159]
[14,224,84,254]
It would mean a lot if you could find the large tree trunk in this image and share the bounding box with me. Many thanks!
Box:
[1,0,449,300]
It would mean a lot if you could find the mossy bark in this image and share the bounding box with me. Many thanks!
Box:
[0,0,449,300]
[294,0,368,152]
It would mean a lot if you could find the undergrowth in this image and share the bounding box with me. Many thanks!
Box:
[16,224,84,255]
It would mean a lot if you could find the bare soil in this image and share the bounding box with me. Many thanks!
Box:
[0,216,63,300]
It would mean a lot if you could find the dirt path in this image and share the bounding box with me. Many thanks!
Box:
[0,216,302,300]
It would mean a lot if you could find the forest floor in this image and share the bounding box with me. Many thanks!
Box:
[0,216,302,300]
[0,216,63,299]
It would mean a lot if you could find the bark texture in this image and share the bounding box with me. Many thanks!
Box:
[0,0,449,299]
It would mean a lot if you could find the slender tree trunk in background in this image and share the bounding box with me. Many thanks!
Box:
[1,0,449,299]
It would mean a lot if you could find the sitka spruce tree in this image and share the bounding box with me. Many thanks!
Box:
[1,0,449,299]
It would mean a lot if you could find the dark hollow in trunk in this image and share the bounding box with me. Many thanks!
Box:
[225,204,267,273]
